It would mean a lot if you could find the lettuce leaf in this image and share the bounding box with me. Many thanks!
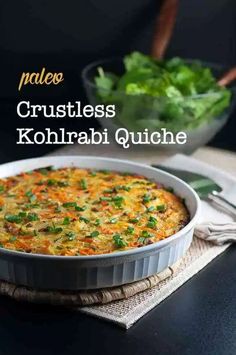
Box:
[94,52,232,132]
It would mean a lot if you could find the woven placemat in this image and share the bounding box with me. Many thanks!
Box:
[0,262,179,306]
[79,237,230,328]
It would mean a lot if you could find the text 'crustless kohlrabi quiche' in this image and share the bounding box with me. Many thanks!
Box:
[0,167,189,256]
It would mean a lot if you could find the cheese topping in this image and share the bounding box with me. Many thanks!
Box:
[0,167,189,256]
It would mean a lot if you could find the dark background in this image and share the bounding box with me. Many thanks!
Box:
[0,0,235,162]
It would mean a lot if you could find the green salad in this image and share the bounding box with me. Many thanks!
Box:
[94,52,231,131]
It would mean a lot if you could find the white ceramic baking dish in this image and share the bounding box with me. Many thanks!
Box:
[0,156,200,290]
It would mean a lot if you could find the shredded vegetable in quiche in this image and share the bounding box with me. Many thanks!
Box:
[0,167,189,256]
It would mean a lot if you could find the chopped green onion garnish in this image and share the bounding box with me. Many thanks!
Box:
[9,236,17,242]
[66,231,76,241]
[147,206,155,212]
[141,230,152,238]
[54,206,62,213]
[37,166,54,175]
[146,221,156,229]
[112,195,124,208]
[5,214,22,223]
[63,202,77,208]
[80,178,87,190]
[142,194,151,203]
[46,224,63,234]
[129,217,139,224]
[58,181,69,187]
[126,226,134,234]
[18,212,27,218]
[75,205,86,211]
[47,179,57,186]
[156,204,166,212]
[138,237,149,245]
[79,216,90,223]
[113,233,127,248]
[25,203,40,209]
[62,217,70,225]
[94,219,101,226]
[27,213,39,222]
[103,188,114,193]
[150,216,157,222]
[100,197,112,201]
[25,190,36,203]
[114,185,131,192]
[109,218,118,224]
[90,230,99,238]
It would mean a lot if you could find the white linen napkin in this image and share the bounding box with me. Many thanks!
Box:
[161,154,236,245]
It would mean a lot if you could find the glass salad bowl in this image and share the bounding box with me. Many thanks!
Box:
[82,56,236,154]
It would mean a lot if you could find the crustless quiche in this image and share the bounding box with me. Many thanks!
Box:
[0,167,189,256]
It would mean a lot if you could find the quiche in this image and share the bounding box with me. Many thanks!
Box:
[0,167,189,256]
